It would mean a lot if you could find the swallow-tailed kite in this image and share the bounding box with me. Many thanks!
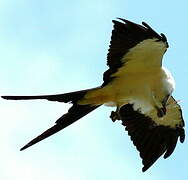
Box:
[2,18,185,172]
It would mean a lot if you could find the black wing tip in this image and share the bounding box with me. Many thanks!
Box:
[113,18,146,28]
[179,128,185,143]
[141,21,152,29]
[113,18,139,26]
[142,166,149,172]
[162,127,185,159]
[142,163,155,172]
[113,18,167,43]
[116,18,129,23]
[142,21,167,43]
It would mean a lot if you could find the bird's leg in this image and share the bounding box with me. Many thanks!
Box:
[110,106,121,122]
[155,106,166,117]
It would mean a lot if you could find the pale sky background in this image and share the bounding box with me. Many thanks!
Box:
[0,0,188,179]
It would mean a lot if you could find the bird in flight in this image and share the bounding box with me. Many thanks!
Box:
[2,18,185,172]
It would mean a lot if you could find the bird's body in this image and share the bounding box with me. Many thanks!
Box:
[79,66,174,112]
[79,38,174,116]
[1,18,184,172]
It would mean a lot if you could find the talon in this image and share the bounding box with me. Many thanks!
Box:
[110,111,120,122]
[156,107,166,117]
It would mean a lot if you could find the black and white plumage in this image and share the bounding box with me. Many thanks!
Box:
[117,96,185,172]
[1,18,185,171]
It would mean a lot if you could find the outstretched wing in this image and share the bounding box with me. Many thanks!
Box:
[118,96,185,172]
[103,18,168,86]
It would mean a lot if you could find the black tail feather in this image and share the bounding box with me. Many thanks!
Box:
[2,87,99,103]
[2,88,101,150]
[20,104,100,151]
[20,124,64,151]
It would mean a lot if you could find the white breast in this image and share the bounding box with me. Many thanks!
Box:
[161,67,175,94]
[105,66,175,114]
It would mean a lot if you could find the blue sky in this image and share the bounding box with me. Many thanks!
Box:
[0,0,187,179]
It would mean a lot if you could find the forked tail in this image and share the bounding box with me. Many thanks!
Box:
[1,87,101,150]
